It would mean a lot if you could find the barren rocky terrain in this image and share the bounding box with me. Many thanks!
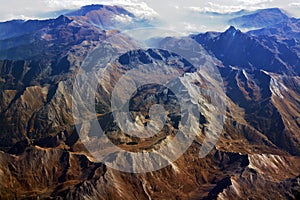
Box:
[0,5,299,200]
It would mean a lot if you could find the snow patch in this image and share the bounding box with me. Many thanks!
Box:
[242,69,249,80]
[270,77,288,99]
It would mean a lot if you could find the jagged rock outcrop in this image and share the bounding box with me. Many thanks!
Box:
[0,4,299,200]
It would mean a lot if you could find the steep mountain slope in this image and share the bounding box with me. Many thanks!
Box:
[192,25,300,155]
[218,67,300,155]
[248,18,300,62]
[248,17,300,39]
[0,5,300,200]
[0,15,106,60]
[192,26,300,75]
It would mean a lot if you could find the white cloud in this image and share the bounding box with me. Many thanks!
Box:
[236,0,274,6]
[114,14,133,23]
[188,1,274,14]
[181,22,207,33]
[122,2,158,20]
[189,4,246,14]
[289,1,300,7]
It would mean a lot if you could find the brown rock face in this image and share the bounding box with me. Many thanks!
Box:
[0,5,300,200]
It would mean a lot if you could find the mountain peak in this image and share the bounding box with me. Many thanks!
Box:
[81,4,104,10]
[66,4,134,18]
[224,26,241,36]
[226,26,237,32]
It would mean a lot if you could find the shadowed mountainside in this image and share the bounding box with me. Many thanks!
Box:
[0,5,299,200]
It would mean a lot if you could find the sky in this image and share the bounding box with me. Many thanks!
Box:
[1,0,300,32]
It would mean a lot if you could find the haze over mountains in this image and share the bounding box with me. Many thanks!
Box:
[0,4,299,200]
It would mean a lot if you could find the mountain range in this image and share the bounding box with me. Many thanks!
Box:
[228,8,290,29]
[0,4,299,200]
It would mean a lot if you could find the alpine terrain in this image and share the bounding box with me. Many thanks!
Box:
[0,4,299,200]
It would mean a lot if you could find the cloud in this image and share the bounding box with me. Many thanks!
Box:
[189,4,246,14]
[114,14,133,23]
[289,1,300,7]
[188,1,274,14]
[236,0,274,6]
[121,2,158,20]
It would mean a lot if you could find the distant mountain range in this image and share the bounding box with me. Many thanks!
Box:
[229,8,290,29]
[0,4,299,200]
